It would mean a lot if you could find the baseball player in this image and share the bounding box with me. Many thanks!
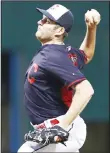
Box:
[18,4,101,153]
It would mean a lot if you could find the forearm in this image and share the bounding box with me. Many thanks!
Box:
[62,80,94,126]
[64,95,92,126]
[80,26,97,63]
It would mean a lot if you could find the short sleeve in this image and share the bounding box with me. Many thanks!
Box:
[77,49,88,64]
[44,50,86,89]
[67,47,87,69]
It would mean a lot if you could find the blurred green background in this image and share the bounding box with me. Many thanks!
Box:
[1,1,109,153]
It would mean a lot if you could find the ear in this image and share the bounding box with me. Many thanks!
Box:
[54,27,65,37]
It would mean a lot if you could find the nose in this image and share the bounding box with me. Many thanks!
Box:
[37,19,44,26]
[37,20,42,25]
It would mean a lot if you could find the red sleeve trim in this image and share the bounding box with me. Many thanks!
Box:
[67,78,86,89]
[79,50,88,64]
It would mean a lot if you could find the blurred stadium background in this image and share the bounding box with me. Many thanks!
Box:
[1,1,109,153]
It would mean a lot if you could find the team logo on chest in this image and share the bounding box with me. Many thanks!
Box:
[68,53,78,66]
[27,63,39,84]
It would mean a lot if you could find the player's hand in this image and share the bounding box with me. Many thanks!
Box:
[85,9,101,28]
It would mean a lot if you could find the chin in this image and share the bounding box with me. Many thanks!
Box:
[35,31,42,40]
[35,31,51,42]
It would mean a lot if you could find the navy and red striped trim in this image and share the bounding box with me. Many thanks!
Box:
[67,78,86,89]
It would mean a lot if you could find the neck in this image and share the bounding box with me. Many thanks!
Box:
[41,40,65,46]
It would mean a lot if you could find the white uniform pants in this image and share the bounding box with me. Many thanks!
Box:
[18,115,87,152]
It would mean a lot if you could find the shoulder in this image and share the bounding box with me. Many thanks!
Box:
[46,45,68,61]
[67,46,83,54]
[67,46,87,63]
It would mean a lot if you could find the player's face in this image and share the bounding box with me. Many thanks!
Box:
[35,15,58,42]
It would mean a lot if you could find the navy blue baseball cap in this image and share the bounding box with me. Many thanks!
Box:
[36,4,74,33]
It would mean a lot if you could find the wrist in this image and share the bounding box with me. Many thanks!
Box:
[59,115,72,127]
[87,24,97,31]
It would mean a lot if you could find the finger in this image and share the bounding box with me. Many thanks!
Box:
[54,136,62,142]
[93,15,101,25]
[85,11,94,24]
[85,10,89,22]
[93,16,100,25]
[85,16,94,26]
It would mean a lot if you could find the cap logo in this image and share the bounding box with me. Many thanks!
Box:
[50,4,60,10]
[47,4,68,20]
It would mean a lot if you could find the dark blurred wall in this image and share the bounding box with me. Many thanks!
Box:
[1,1,109,153]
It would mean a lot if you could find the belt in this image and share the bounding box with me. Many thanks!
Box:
[35,119,59,129]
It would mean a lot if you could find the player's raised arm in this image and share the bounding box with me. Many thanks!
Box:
[59,79,94,129]
[80,9,101,64]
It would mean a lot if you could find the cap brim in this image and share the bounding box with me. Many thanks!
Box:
[36,8,56,21]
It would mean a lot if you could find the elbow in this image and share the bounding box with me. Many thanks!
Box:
[84,81,94,98]
[84,49,95,64]
[86,54,94,64]
[82,84,94,99]
[85,53,94,64]
[87,85,94,97]
[75,80,94,98]
[86,57,93,64]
